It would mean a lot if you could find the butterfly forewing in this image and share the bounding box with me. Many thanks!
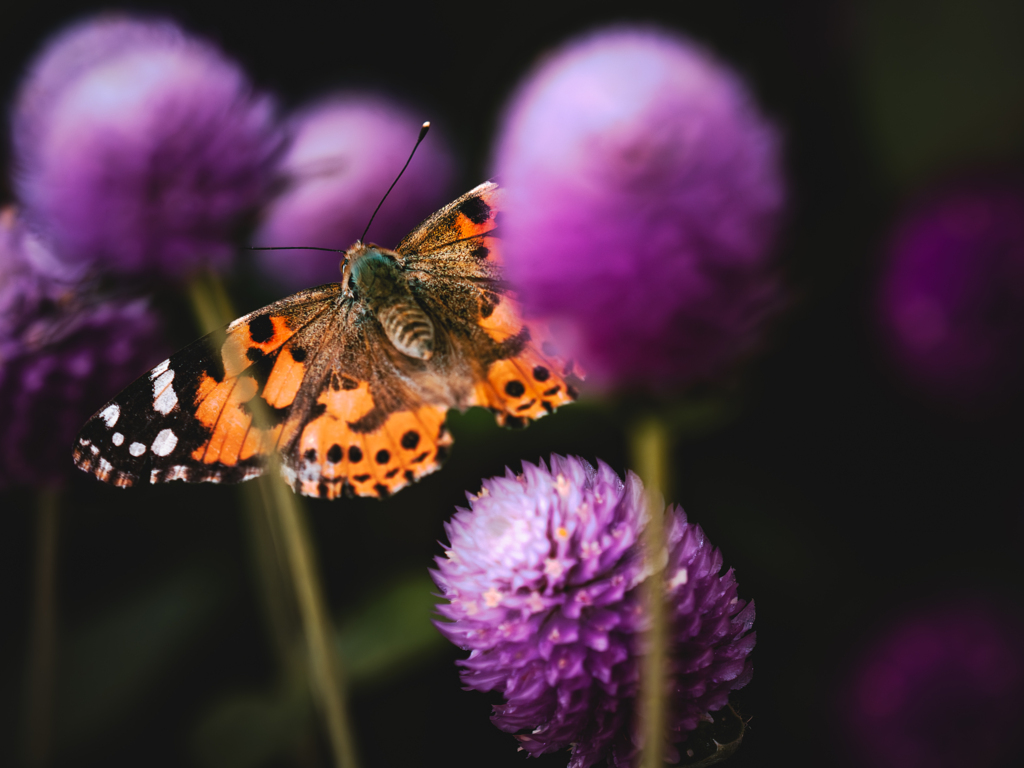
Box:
[74,286,340,487]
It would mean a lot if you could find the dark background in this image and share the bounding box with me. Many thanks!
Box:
[2,1,1024,767]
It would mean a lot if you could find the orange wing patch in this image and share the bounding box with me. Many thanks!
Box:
[475,338,579,427]
[188,311,313,471]
[288,373,452,499]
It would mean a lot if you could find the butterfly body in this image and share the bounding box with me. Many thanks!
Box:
[74,183,581,499]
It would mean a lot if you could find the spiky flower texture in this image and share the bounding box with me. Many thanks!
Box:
[433,456,755,767]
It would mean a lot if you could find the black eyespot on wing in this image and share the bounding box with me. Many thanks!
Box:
[249,315,274,343]
[291,346,307,362]
[247,347,265,363]
[349,446,363,463]
[458,196,491,224]
[327,444,343,463]
[401,430,420,450]
[471,244,490,259]
[305,448,317,461]
[532,365,550,382]
[205,351,226,383]
[505,380,526,398]
[375,449,390,465]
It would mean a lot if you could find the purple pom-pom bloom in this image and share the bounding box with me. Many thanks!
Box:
[253,94,456,291]
[493,27,785,390]
[0,210,166,487]
[12,15,282,279]
[876,179,1024,409]
[432,455,755,767]
[841,596,1024,768]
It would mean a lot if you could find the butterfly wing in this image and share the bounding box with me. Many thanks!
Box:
[399,182,581,427]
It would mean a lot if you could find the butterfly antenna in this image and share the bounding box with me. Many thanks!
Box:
[360,121,431,243]
[248,245,347,252]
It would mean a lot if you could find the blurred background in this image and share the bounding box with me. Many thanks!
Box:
[2,1,1023,767]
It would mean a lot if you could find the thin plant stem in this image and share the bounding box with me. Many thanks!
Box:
[629,418,670,768]
[187,270,358,768]
[242,481,300,664]
[265,474,359,768]
[26,487,60,768]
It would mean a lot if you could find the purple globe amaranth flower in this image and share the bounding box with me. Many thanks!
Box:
[12,14,282,279]
[841,595,1024,768]
[0,211,167,487]
[492,26,785,390]
[432,455,755,767]
[876,178,1024,410]
[253,93,457,291]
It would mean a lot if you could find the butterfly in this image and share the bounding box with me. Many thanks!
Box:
[73,182,581,499]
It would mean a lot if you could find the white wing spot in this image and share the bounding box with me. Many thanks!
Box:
[150,358,171,379]
[100,404,120,428]
[151,429,178,456]
[152,369,178,415]
[112,432,124,446]
[129,442,146,457]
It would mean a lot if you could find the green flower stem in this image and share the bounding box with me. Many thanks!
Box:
[26,486,59,768]
[265,474,359,768]
[629,418,670,768]
[187,271,359,768]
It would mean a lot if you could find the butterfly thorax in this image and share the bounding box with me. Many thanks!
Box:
[343,243,435,361]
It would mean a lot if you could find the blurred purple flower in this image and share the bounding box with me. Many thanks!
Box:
[253,94,456,291]
[876,179,1024,410]
[842,596,1024,768]
[12,14,282,279]
[0,210,166,487]
[492,26,785,390]
[432,455,755,767]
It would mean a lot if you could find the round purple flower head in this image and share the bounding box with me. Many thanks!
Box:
[492,27,785,390]
[876,179,1024,410]
[432,455,755,767]
[253,94,456,291]
[0,211,167,487]
[841,596,1024,768]
[12,14,282,279]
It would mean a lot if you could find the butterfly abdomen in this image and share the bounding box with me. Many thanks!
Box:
[377,300,435,360]
[351,248,435,360]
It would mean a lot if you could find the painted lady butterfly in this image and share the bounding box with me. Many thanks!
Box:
[73,182,581,499]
